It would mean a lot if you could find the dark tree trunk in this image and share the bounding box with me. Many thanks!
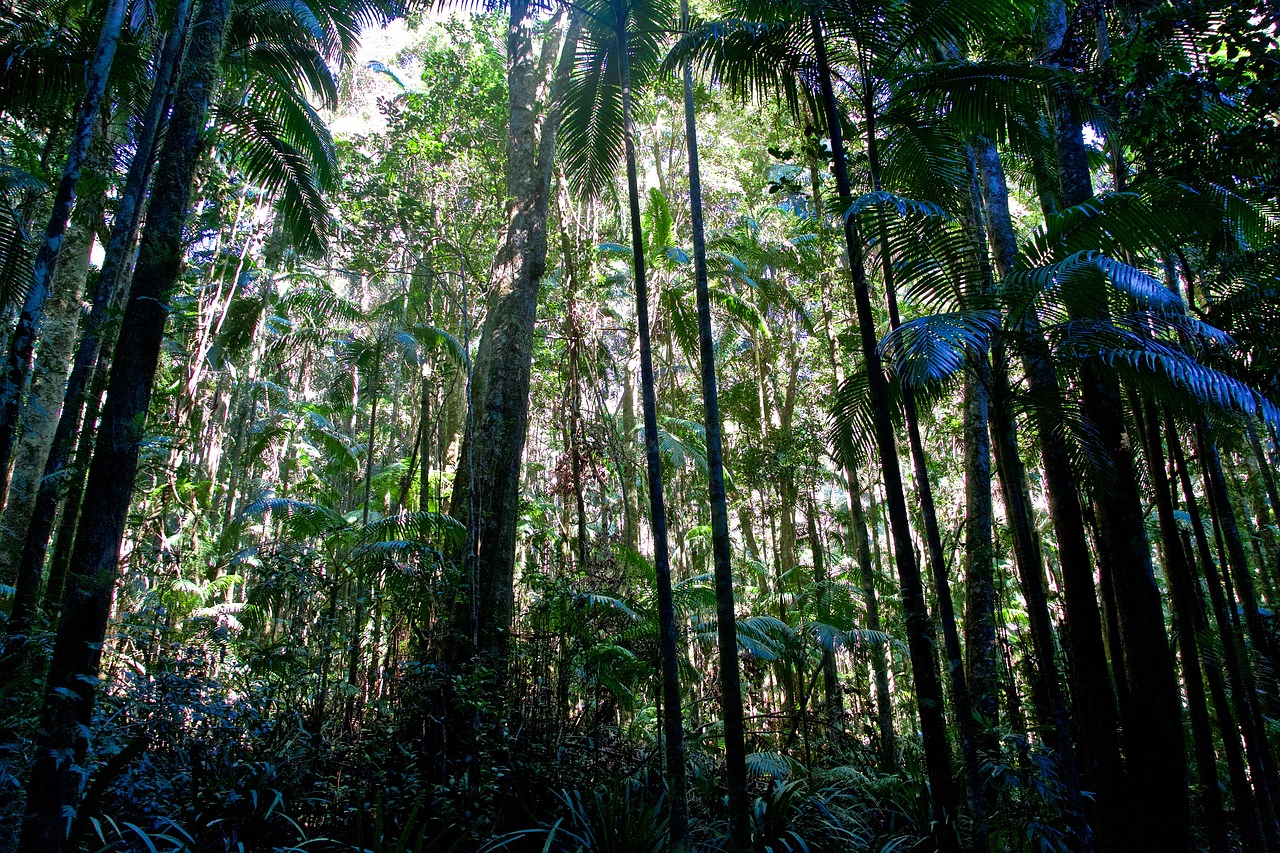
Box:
[961,140,1086,839]
[810,13,959,851]
[2,1,190,646]
[617,9,691,845]
[1048,9,1189,843]
[807,499,842,726]
[976,136,1125,848]
[16,0,234,846]
[1174,424,1280,846]
[1135,401,1227,853]
[0,0,129,494]
[1200,429,1274,667]
[1185,429,1280,833]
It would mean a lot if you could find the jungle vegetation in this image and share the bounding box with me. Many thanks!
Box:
[1,0,1279,850]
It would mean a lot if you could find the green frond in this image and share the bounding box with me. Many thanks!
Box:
[662,17,815,118]
[214,103,332,257]
[1053,319,1280,429]
[879,309,999,390]
[360,509,465,547]
[237,495,346,540]
[828,365,905,471]
[889,59,1068,150]
[1003,250,1182,325]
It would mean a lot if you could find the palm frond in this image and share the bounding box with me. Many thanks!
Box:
[879,309,999,390]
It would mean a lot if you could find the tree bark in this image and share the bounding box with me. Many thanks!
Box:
[0,223,91,586]
[617,9,691,845]
[447,5,580,668]
[1046,6,1189,842]
[16,0,233,845]
[1136,401,1227,853]
[4,0,190,638]
[810,13,959,851]
[976,135,1126,849]
[0,0,129,495]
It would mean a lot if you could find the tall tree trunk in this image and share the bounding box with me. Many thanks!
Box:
[0,0,129,493]
[3,0,190,641]
[809,133,894,767]
[447,5,580,668]
[16,0,234,845]
[1200,429,1274,667]
[1136,401,1227,853]
[810,13,959,851]
[807,499,843,727]
[1047,6,1189,842]
[1171,419,1278,849]
[976,136,1126,849]
[863,80,985,848]
[615,9,691,842]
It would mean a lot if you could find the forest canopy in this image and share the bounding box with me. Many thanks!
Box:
[1,0,1279,851]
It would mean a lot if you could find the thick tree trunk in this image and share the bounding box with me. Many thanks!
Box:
[961,368,999,740]
[976,136,1126,849]
[3,1,189,638]
[16,0,233,845]
[1046,6,1189,842]
[447,5,580,667]
[1136,401,1227,853]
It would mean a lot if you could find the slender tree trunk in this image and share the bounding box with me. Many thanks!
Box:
[1200,429,1274,666]
[1136,401,1227,853]
[810,133,894,767]
[0,0,129,493]
[863,82,985,849]
[1174,422,1280,846]
[810,13,959,851]
[807,500,843,727]
[16,0,233,845]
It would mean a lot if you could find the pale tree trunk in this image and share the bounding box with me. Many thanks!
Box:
[3,0,190,638]
[0,224,90,585]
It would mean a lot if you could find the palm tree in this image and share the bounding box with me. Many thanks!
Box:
[14,0,402,841]
[557,0,700,842]
[0,0,129,495]
[14,0,235,841]
[0,0,193,653]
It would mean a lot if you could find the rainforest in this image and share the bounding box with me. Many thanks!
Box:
[1,0,1278,850]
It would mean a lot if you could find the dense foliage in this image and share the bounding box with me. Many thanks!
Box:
[1,0,1279,850]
